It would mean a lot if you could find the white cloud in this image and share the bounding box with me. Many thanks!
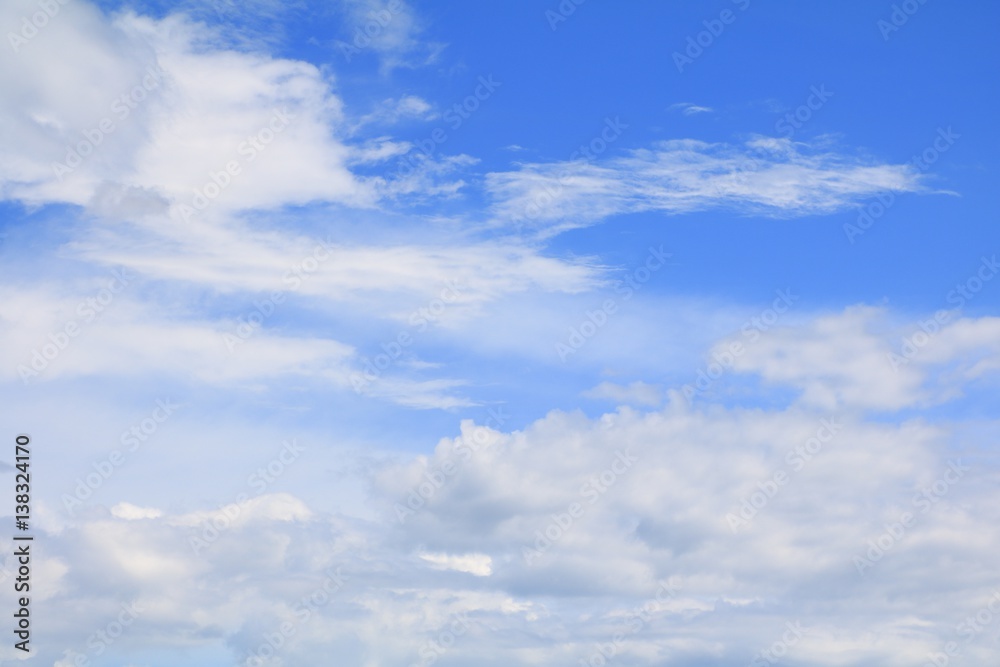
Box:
[15,379,997,665]
[110,502,163,520]
[486,137,928,235]
[168,493,313,528]
[335,0,445,72]
[0,4,372,213]
[2,3,994,666]
[368,398,999,664]
[376,151,478,200]
[721,306,1000,411]
[669,102,714,116]
[69,219,603,319]
[356,94,436,127]
[0,280,493,408]
[0,284,355,384]
[419,551,493,576]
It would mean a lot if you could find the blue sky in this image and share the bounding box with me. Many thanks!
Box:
[1,0,999,665]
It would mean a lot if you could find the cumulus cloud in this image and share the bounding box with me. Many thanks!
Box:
[14,373,998,665]
[365,396,999,665]
[0,2,370,213]
[716,306,1000,411]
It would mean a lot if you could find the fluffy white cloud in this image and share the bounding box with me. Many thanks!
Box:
[367,398,999,664]
[110,502,163,520]
[10,380,998,665]
[716,306,1000,411]
[0,2,370,212]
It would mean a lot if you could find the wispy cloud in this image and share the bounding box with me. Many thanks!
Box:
[335,0,446,72]
[669,102,714,116]
[351,95,438,132]
[487,137,928,235]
